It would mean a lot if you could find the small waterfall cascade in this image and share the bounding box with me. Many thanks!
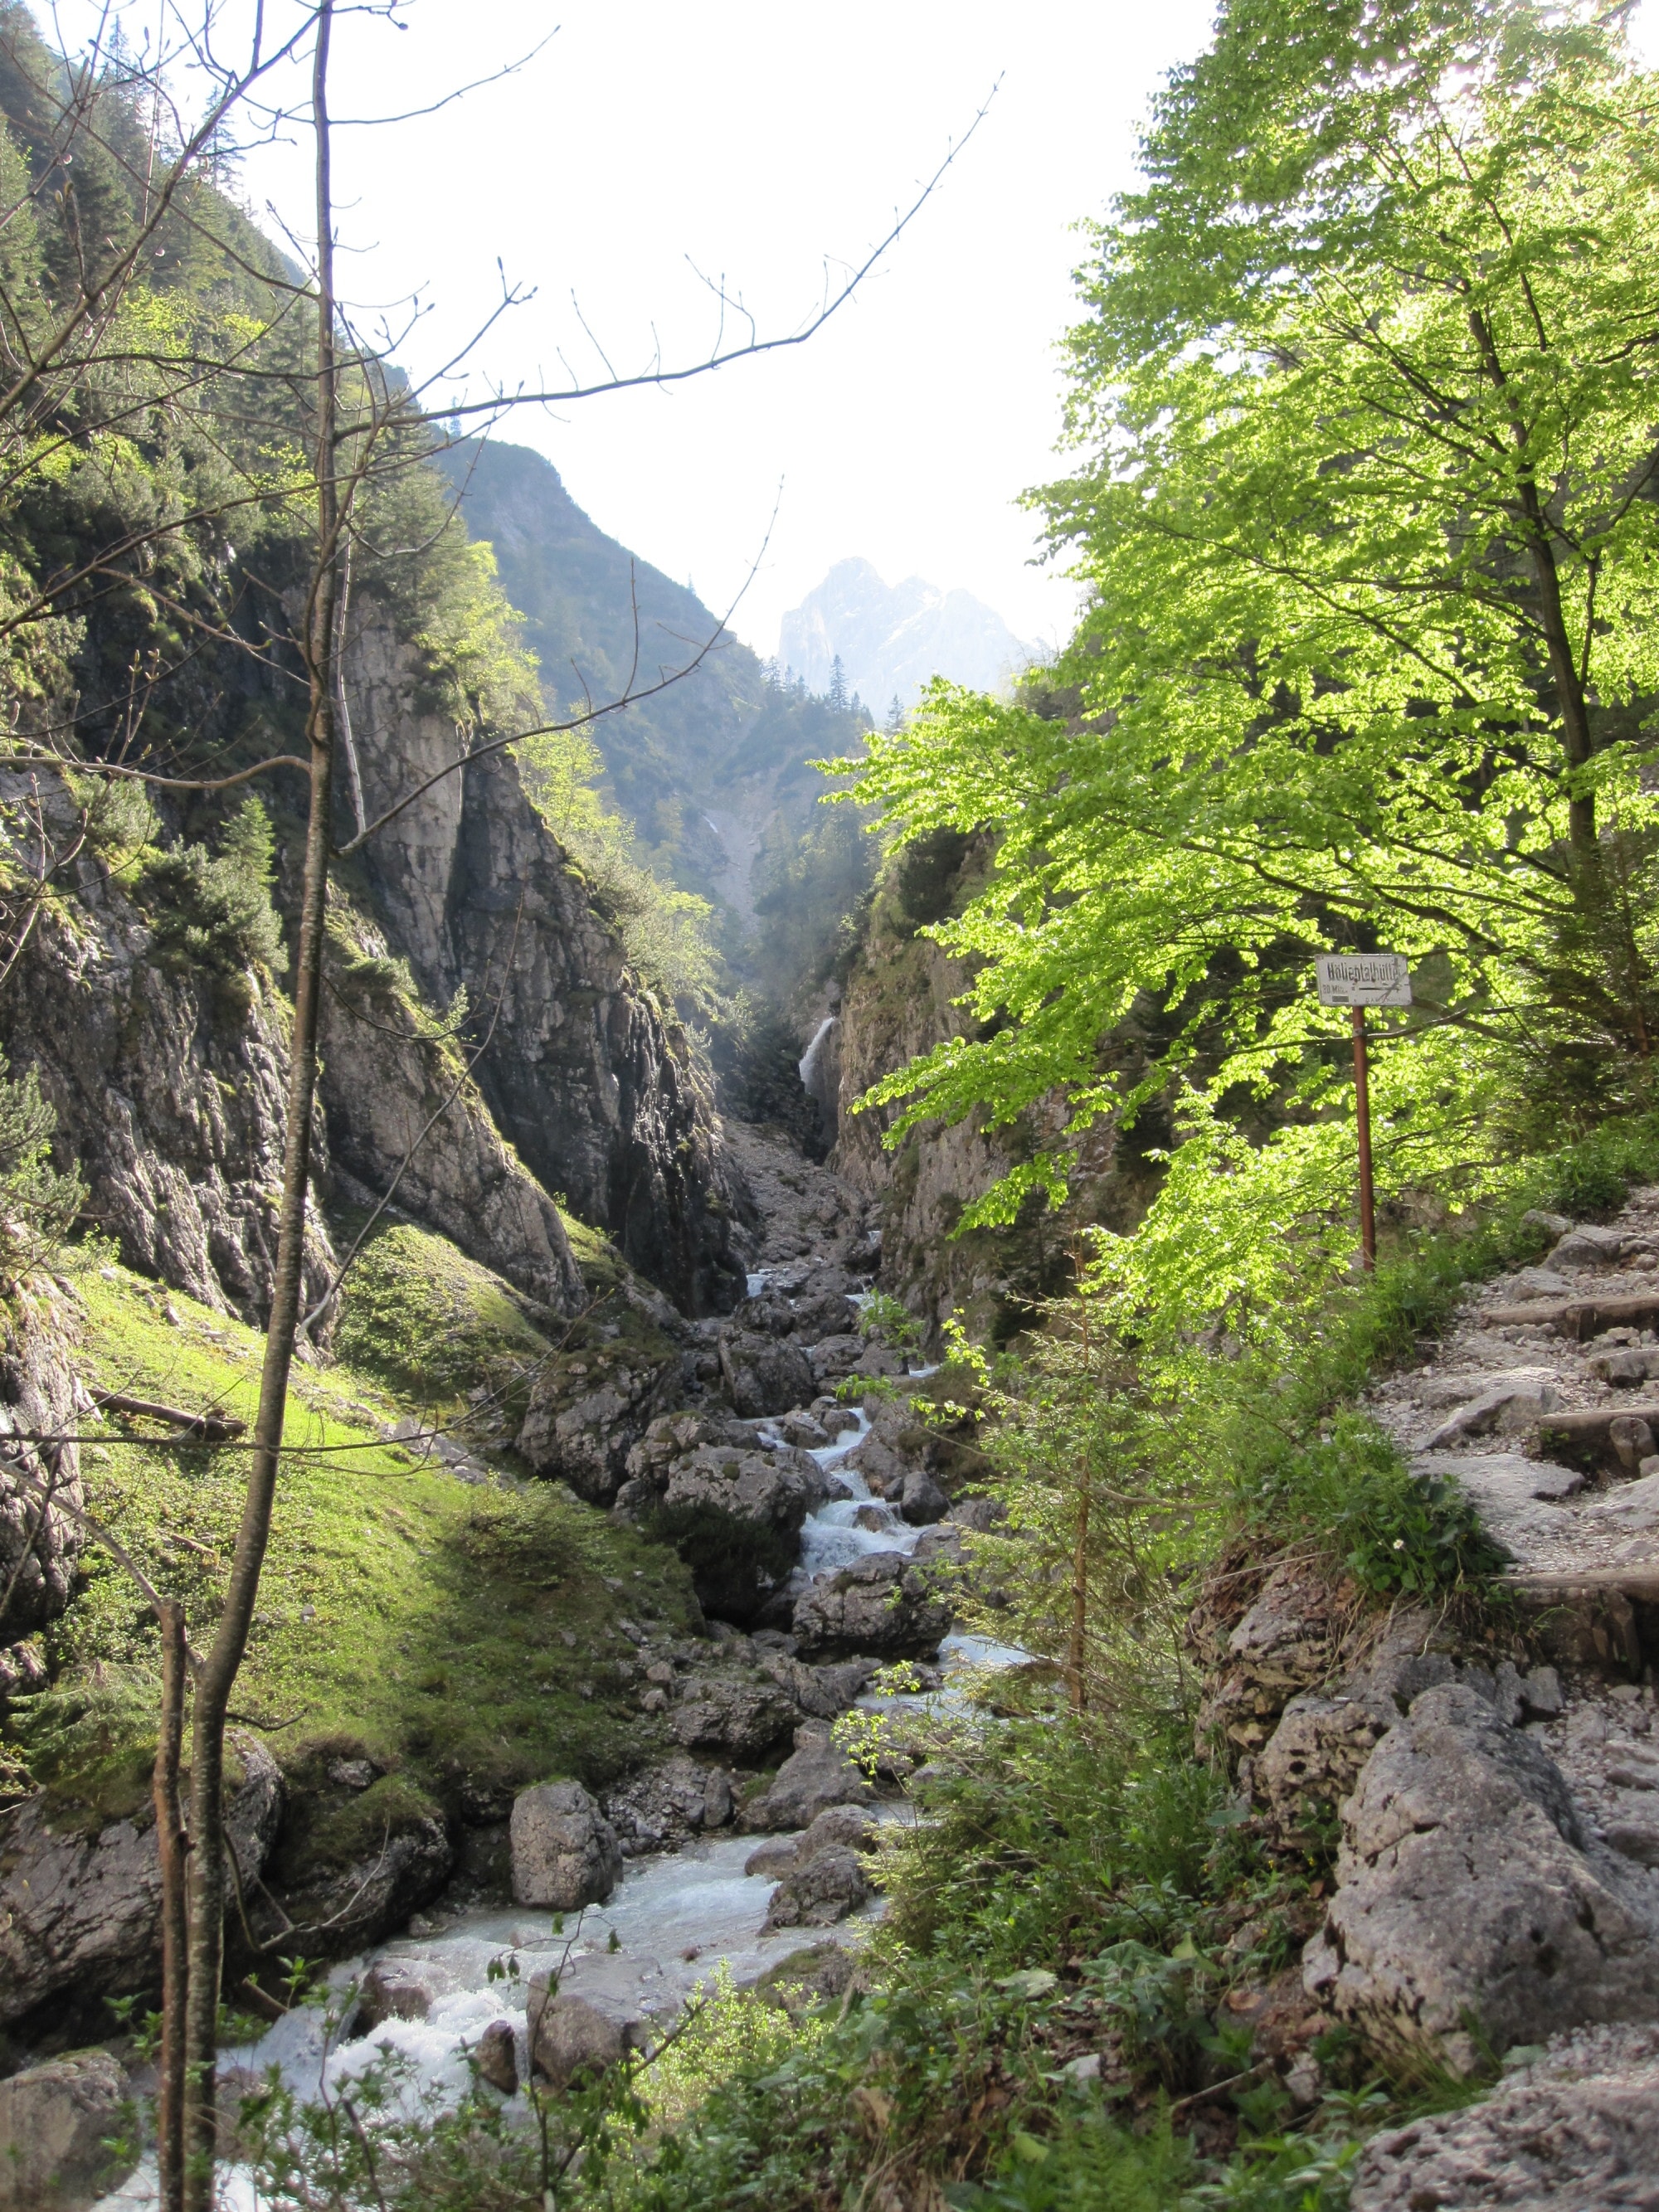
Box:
[798,1015,840,1140]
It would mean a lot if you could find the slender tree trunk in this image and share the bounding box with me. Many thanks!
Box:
[151,1601,188,2212]
[1468,308,1597,857]
[178,12,339,2204]
[1067,1469,1091,1714]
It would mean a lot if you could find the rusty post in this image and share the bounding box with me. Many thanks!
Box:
[1352,1004,1375,1271]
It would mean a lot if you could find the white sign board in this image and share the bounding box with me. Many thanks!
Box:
[1316,952,1413,1008]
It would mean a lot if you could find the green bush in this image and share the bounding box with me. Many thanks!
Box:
[0,1052,85,1290]
[138,797,284,980]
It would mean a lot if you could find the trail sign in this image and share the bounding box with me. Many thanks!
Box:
[1315,952,1411,1271]
[1316,952,1413,1008]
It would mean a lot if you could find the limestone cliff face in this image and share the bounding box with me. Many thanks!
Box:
[343,622,745,1315]
[831,831,1135,1341]
[0,1277,87,1649]
[2,830,336,1328]
[319,930,583,1315]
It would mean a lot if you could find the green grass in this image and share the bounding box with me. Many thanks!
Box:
[331,1218,551,1413]
[17,1240,699,1838]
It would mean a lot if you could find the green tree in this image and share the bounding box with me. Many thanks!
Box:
[838,0,1659,1310]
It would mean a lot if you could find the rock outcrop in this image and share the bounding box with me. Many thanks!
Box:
[343,625,745,1314]
[1,828,335,1326]
[0,1736,283,2033]
[0,2048,134,2210]
[1305,1681,1659,2075]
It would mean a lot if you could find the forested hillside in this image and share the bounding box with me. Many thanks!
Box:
[6,4,1659,2212]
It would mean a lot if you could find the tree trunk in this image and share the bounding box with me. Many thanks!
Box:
[1067,1469,1091,1714]
[151,1601,188,2212]
[1467,308,1598,858]
[178,11,338,2203]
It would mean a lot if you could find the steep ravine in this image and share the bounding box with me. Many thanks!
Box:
[2,1125,996,2211]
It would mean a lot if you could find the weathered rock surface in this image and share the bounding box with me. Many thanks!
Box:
[319,935,583,1313]
[1304,1683,1659,2074]
[527,1988,634,2090]
[0,846,335,1326]
[667,1666,802,1765]
[763,1842,870,1931]
[0,2048,134,2210]
[509,1781,624,1909]
[718,1329,815,1417]
[0,1737,283,2030]
[516,1320,689,1503]
[1,1281,88,1646]
[792,1552,951,1660]
[343,630,745,1313]
[743,1724,876,1832]
[602,1753,735,1855]
[1351,2025,1659,2210]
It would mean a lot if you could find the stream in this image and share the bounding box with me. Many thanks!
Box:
[99,1320,1020,2205]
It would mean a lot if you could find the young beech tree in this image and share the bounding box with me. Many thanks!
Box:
[837,0,1659,1296]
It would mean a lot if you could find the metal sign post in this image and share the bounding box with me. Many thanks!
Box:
[1315,954,1413,1272]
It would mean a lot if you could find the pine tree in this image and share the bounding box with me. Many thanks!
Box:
[828,654,848,712]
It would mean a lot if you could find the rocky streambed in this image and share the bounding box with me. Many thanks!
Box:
[45,1127,1008,2210]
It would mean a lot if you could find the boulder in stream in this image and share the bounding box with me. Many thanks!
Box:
[526,1986,641,2089]
[791,1552,952,1660]
[743,1723,875,1831]
[764,1842,869,1930]
[0,2049,134,2210]
[509,1781,623,1909]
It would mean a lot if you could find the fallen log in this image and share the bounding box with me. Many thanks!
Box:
[94,1391,247,1442]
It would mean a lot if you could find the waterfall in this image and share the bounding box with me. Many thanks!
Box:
[799,1015,840,1140]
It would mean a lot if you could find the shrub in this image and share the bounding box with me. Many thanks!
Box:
[139,796,284,980]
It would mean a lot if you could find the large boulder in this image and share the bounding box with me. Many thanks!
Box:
[718,1329,815,1417]
[792,1553,951,1660]
[0,2049,134,2210]
[509,1781,623,1910]
[668,1669,801,1764]
[0,1735,283,2031]
[516,1330,688,1505]
[763,1843,869,1932]
[1350,2028,1659,2210]
[526,1986,640,2089]
[617,1432,825,1626]
[743,1723,875,1832]
[1304,1682,1659,2075]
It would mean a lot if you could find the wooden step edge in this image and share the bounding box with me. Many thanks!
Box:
[1501,1568,1659,1601]
[1536,1403,1659,1437]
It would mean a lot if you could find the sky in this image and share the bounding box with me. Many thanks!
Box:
[152,0,1224,659]
[49,1,1659,662]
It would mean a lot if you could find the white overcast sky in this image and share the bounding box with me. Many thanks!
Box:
[47,1,1659,659]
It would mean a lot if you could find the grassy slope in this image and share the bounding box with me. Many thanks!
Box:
[22,1225,698,1832]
